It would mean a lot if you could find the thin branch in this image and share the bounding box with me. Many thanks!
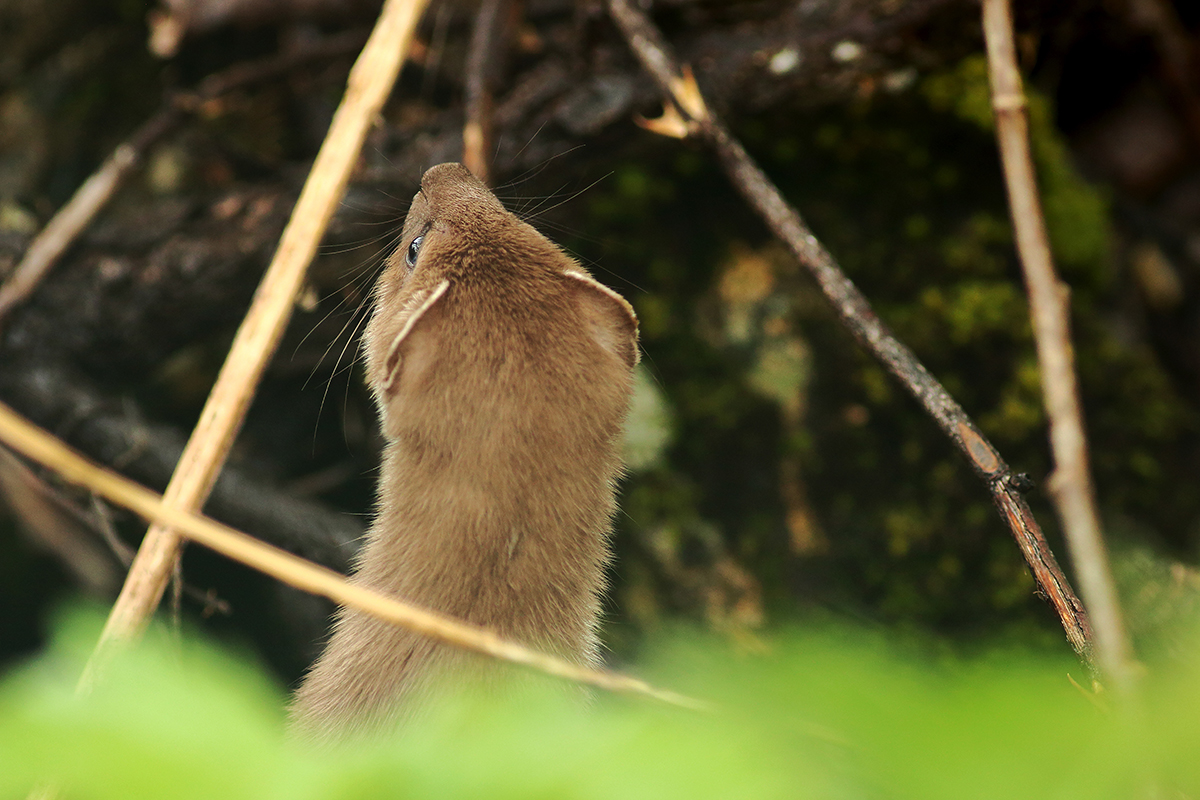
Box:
[606,0,1096,671]
[0,30,366,328]
[981,0,1135,693]
[88,495,233,617]
[0,115,174,324]
[463,0,514,183]
[0,401,705,711]
[2,363,363,572]
[84,0,432,682]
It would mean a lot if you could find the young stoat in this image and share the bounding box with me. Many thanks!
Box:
[289,163,638,740]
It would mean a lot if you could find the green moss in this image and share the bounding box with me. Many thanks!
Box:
[568,57,1197,643]
[941,213,1011,275]
[921,55,1111,278]
[921,281,1027,345]
[922,55,995,130]
[632,293,674,341]
[1027,93,1111,275]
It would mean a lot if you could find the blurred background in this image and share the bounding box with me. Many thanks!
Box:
[2,0,1199,687]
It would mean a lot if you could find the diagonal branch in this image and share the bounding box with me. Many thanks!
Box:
[981,0,1134,693]
[0,401,705,711]
[0,114,175,325]
[81,0,432,686]
[463,0,516,184]
[606,0,1095,671]
[0,30,365,328]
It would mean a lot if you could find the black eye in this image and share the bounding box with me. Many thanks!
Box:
[405,234,424,269]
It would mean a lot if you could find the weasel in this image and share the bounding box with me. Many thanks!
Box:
[289,163,638,740]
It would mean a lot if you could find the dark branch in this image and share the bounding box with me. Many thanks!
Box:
[463,0,516,183]
[606,0,1096,671]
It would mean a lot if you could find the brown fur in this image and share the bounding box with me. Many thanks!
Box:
[289,163,638,740]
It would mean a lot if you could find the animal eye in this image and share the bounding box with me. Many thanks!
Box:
[405,234,424,269]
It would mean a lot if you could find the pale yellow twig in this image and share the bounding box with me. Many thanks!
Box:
[84,0,432,685]
[981,0,1135,694]
[0,401,706,711]
[0,144,141,322]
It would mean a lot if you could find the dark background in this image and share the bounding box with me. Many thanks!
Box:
[3,0,1200,687]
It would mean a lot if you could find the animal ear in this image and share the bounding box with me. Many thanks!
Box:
[563,271,640,370]
[381,280,450,396]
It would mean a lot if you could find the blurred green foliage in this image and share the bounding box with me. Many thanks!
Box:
[4,607,1200,799]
